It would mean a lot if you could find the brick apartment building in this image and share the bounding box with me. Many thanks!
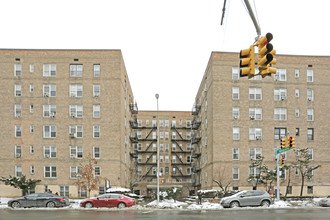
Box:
[1,49,330,198]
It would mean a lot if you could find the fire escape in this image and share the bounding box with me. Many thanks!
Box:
[170,124,193,182]
[191,104,202,188]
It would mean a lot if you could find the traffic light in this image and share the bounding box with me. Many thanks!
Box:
[280,156,284,166]
[288,137,295,148]
[239,45,255,79]
[281,137,287,149]
[257,33,277,77]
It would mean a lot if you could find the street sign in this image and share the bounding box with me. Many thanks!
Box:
[276,148,291,154]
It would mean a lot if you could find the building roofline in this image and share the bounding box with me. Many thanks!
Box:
[211,50,330,58]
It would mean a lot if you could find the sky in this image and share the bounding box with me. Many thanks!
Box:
[1,0,329,111]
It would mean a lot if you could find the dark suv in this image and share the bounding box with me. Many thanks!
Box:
[220,190,271,208]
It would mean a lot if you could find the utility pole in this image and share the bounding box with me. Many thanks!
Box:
[243,0,261,39]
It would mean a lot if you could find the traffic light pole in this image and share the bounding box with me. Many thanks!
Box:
[276,153,280,201]
[243,0,261,39]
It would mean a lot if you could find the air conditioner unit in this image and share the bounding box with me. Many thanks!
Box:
[15,114,21,118]
[50,113,56,118]
[15,153,21,158]
[45,154,50,158]
[71,94,76,97]
[233,116,238,119]
[94,94,99,97]
[308,98,312,101]
[70,154,76,159]
[71,115,76,118]
[256,136,261,140]
[250,116,255,120]
[69,133,75,138]
[43,93,49,97]
[281,96,287,100]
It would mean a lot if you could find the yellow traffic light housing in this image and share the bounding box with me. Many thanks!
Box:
[281,137,287,149]
[239,45,255,79]
[257,33,277,77]
[280,156,284,166]
[288,137,295,148]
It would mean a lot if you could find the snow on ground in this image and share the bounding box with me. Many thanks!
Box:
[0,197,327,210]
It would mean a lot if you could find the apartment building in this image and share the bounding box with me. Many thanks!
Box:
[191,52,330,197]
[0,49,135,197]
[130,111,194,197]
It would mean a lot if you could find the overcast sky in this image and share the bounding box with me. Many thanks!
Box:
[1,0,329,111]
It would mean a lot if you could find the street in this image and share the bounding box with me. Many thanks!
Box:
[1,208,330,220]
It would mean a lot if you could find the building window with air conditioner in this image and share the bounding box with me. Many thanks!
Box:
[307,89,314,101]
[70,146,83,159]
[14,104,21,117]
[70,166,82,179]
[69,105,83,118]
[93,85,100,97]
[69,84,83,97]
[249,108,262,120]
[43,105,56,117]
[249,128,262,140]
[274,88,287,101]
[43,146,57,158]
[232,107,240,119]
[15,125,22,137]
[249,148,262,160]
[69,125,83,138]
[43,125,56,138]
[43,84,56,97]
[14,84,21,97]
[15,145,22,158]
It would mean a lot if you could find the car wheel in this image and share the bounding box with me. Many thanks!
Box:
[261,200,270,207]
[46,201,56,208]
[85,202,93,208]
[11,201,21,208]
[230,201,240,208]
[117,203,126,208]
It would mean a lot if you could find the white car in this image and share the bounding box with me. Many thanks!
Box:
[319,196,330,207]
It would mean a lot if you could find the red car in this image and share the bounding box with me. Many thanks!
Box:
[80,193,135,208]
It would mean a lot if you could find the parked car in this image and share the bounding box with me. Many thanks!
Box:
[80,193,135,208]
[319,196,330,207]
[8,193,70,208]
[220,190,271,208]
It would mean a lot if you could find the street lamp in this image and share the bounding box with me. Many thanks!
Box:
[155,94,160,203]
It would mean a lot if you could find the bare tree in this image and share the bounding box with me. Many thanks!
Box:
[74,153,107,198]
[212,164,231,196]
[294,148,321,197]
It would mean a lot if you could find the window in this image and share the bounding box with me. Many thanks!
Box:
[15,104,21,117]
[44,166,57,178]
[94,64,100,77]
[43,125,56,138]
[165,120,169,127]
[249,88,262,100]
[15,145,22,158]
[249,108,262,120]
[30,64,34,73]
[70,64,83,77]
[93,105,100,118]
[232,87,239,100]
[14,64,22,76]
[295,69,299,78]
[233,107,240,119]
[165,144,169,152]
[30,165,35,175]
[296,128,300,136]
[249,128,262,140]
[30,84,34,93]
[233,148,239,160]
[43,105,56,117]
[307,128,314,140]
[233,127,240,140]
[70,84,83,97]
[69,125,83,138]
[43,84,56,97]
[15,84,22,96]
[69,105,83,118]
[43,146,57,158]
[43,64,56,77]
[165,132,169,140]
[186,120,192,128]
[93,85,100,97]
[274,128,286,140]
[152,119,157,127]
[249,167,261,178]
[30,125,34,133]
[307,109,314,121]
[30,145,34,154]
[307,186,313,194]
[274,108,287,120]
[307,69,314,82]
[307,148,314,160]
[94,166,101,177]
[233,168,239,180]
[232,67,239,80]
[296,109,300,118]
[70,146,83,159]
[295,89,300,98]
[165,155,169,163]
[60,186,69,197]
[15,165,22,177]
[93,125,100,138]
[172,120,176,128]
[274,88,287,100]
[30,104,34,113]
[15,125,22,137]
[307,89,314,101]
[274,69,287,81]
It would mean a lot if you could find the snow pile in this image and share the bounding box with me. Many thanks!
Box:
[187,201,222,210]
[146,199,187,209]
[270,200,290,208]
[106,187,130,193]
